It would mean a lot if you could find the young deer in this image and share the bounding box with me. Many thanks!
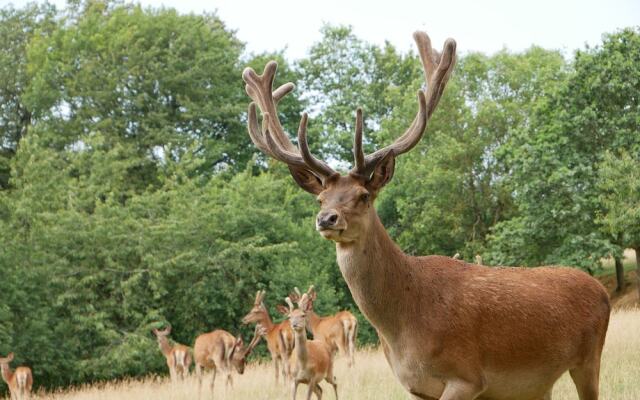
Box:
[193,325,264,396]
[241,290,294,383]
[0,353,32,400]
[242,31,610,400]
[288,287,357,367]
[152,325,192,382]
[286,295,338,400]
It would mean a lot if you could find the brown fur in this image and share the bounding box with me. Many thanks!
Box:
[242,290,295,383]
[287,295,338,400]
[0,353,33,400]
[193,326,263,395]
[152,326,192,382]
[242,30,611,400]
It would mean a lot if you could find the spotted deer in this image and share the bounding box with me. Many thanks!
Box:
[152,325,192,382]
[241,30,611,400]
[241,290,294,383]
[287,286,357,367]
[285,295,338,400]
[0,353,32,400]
[193,325,264,396]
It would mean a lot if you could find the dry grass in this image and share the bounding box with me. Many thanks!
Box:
[32,309,640,400]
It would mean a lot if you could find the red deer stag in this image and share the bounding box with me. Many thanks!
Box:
[288,286,357,367]
[0,353,32,400]
[152,325,192,382]
[285,295,338,400]
[241,31,611,400]
[193,325,264,396]
[242,290,294,384]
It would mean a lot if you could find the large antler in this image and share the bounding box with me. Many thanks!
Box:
[352,32,457,177]
[243,62,337,179]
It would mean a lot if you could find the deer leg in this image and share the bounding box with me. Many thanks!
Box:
[274,356,281,384]
[306,380,319,400]
[312,383,324,400]
[226,370,234,390]
[195,364,203,397]
[210,368,217,396]
[326,374,338,400]
[291,379,300,400]
[570,363,600,400]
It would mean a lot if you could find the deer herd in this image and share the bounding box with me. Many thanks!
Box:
[157,285,355,399]
[1,31,612,400]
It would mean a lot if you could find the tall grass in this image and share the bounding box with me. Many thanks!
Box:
[36,309,640,400]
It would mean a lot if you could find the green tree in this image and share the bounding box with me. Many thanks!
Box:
[380,47,566,260]
[298,25,417,162]
[598,151,640,299]
[487,28,640,272]
[0,2,57,189]
[24,1,247,187]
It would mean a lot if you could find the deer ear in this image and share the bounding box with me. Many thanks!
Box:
[366,150,395,192]
[289,166,324,195]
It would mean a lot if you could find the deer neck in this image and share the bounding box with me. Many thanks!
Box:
[257,309,276,332]
[307,310,322,333]
[0,364,13,385]
[293,328,309,365]
[335,209,412,338]
[157,337,173,357]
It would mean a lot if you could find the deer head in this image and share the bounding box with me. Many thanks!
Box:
[152,325,171,338]
[242,32,456,244]
[229,324,266,374]
[0,353,14,365]
[241,290,267,325]
[284,295,313,332]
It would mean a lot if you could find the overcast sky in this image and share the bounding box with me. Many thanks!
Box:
[4,0,640,59]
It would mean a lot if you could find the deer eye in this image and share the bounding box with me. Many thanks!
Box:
[360,193,370,203]
[317,198,323,205]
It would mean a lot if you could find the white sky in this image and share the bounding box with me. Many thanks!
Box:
[4,0,640,59]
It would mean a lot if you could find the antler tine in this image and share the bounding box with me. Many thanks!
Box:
[297,113,337,178]
[244,62,336,178]
[354,108,365,174]
[285,296,295,310]
[354,32,456,177]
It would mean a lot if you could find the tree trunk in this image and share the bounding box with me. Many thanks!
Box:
[614,256,625,292]
[635,247,640,305]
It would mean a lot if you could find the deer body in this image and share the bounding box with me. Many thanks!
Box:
[193,327,263,396]
[242,30,610,400]
[0,354,32,400]
[242,290,294,383]
[152,326,192,382]
[338,217,609,399]
[287,295,338,400]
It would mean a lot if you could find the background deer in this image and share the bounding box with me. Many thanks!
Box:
[242,30,611,400]
[0,353,32,400]
[193,325,264,396]
[152,325,192,383]
[242,289,294,384]
[285,295,338,400]
[288,286,357,367]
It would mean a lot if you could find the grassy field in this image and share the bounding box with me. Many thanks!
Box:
[33,308,640,400]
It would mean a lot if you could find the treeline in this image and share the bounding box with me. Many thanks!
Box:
[0,0,638,391]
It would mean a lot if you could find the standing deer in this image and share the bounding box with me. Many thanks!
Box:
[288,286,357,367]
[241,290,294,384]
[241,31,611,400]
[152,325,192,383]
[285,295,338,400]
[0,353,32,400]
[193,325,264,396]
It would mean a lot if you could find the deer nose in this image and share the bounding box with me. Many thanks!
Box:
[317,210,338,228]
